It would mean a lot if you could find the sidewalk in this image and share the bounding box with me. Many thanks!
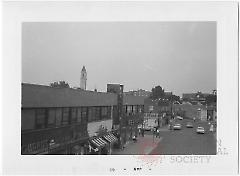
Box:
[112,134,162,155]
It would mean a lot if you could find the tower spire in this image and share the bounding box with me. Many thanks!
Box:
[80,66,87,90]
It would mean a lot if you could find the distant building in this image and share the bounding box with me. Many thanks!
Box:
[124,89,151,97]
[173,103,209,121]
[182,91,212,105]
[80,66,87,90]
[143,98,172,128]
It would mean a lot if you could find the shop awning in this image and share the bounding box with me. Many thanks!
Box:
[90,137,107,148]
[103,133,118,144]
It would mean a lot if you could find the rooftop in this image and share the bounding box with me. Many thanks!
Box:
[22,83,145,108]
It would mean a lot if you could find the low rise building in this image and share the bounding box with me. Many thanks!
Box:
[21,83,145,154]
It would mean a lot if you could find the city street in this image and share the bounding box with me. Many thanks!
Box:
[113,119,216,155]
[150,119,216,155]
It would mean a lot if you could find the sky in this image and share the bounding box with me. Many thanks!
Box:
[22,22,216,96]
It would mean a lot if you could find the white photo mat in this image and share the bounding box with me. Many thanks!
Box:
[2,1,238,175]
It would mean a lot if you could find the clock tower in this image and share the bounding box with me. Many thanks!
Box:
[80,66,87,90]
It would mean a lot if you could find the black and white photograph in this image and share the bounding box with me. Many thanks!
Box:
[21,22,217,155]
[2,1,238,175]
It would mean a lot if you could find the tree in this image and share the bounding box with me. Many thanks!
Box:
[205,94,217,105]
[50,81,70,88]
[150,85,165,99]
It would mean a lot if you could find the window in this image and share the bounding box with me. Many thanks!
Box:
[71,108,77,123]
[107,106,112,119]
[88,107,94,122]
[127,106,132,114]
[77,108,82,123]
[62,108,70,125]
[123,105,127,113]
[81,107,87,123]
[95,107,101,121]
[133,106,137,114]
[149,106,154,111]
[101,107,108,119]
[55,108,62,126]
[47,109,56,128]
[35,109,46,129]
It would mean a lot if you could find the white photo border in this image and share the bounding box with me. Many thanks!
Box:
[2,1,239,175]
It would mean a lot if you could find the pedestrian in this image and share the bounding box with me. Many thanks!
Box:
[141,128,144,137]
[138,128,141,136]
[157,129,160,138]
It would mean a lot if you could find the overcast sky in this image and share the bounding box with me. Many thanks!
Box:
[22,22,216,96]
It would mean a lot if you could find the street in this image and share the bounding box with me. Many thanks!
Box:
[150,119,216,155]
[113,119,216,155]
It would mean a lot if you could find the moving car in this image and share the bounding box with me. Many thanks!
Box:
[173,124,182,130]
[196,127,205,134]
[176,116,183,120]
[186,122,193,128]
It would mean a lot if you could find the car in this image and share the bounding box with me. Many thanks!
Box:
[176,116,183,120]
[144,126,151,131]
[196,127,205,134]
[173,124,182,130]
[186,122,193,128]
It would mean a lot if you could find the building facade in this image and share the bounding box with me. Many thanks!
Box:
[124,89,151,97]
[143,98,172,128]
[21,83,145,154]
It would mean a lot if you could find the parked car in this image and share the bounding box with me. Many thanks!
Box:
[196,127,205,134]
[173,124,182,130]
[186,122,193,128]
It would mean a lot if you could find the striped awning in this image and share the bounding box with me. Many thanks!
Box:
[90,137,108,148]
[103,133,118,144]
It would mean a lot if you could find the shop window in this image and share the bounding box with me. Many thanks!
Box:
[71,108,77,124]
[62,108,70,125]
[35,109,46,129]
[77,108,82,123]
[47,108,56,128]
[55,108,62,126]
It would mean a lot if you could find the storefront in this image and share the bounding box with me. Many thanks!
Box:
[88,137,108,155]
[102,133,118,154]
